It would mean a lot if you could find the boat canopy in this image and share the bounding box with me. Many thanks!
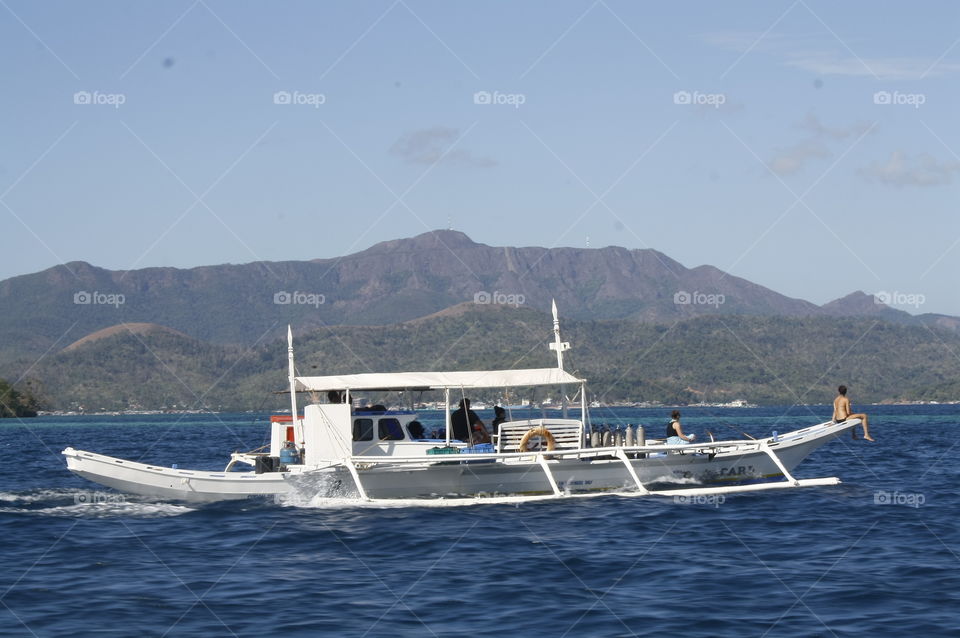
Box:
[295,367,584,392]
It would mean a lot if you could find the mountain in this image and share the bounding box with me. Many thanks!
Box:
[62,322,190,352]
[18,325,257,412]
[14,306,960,411]
[6,230,947,368]
[821,291,909,321]
[822,291,960,332]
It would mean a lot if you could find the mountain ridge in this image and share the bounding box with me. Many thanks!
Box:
[0,230,952,368]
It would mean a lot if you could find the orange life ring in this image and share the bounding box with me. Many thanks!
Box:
[518,426,557,452]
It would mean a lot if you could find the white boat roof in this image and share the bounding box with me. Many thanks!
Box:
[296,367,583,392]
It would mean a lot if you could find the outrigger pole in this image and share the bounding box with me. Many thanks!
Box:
[287,326,303,452]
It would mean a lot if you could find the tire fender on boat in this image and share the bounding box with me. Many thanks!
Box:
[518,426,557,452]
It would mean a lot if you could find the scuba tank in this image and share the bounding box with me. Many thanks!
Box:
[279,441,300,466]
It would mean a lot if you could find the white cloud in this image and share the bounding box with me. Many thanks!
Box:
[390,127,497,168]
[701,31,960,79]
[861,151,960,186]
[769,140,831,176]
[785,55,960,80]
[798,113,872,140]
[768,113,874,175]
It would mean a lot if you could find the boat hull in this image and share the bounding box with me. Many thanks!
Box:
[63,448,293,502]
[63,421,854,501]
[290,422,852,499]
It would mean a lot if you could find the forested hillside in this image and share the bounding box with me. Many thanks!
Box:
[12,307,960,411]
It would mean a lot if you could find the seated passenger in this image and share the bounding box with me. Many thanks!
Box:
[665,410,696,445]
[408,420,425,440]
[450,398,490,444]
[833,385,874,441]
[491,406,507,436]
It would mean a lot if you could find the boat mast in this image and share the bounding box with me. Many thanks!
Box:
[548,299,571,418]
[549,299,570,370]
[287,326,302,452]
[444,388,451,446]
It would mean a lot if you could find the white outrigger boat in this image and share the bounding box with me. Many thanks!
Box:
[63,303,858,502]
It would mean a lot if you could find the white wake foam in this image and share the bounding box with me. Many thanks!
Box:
[0,489,194,518]
[275,488,654,509]
[0,501,194,518]
[0,489,82,503]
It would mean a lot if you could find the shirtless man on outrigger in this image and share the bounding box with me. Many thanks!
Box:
[833,385,875,441]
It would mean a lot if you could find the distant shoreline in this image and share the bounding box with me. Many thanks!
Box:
[31,400,959,418]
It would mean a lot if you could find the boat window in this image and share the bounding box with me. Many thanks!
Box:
[353,418,373,441]
[378,418,405,441]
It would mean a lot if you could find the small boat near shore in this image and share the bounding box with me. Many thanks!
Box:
[63,303,858,502]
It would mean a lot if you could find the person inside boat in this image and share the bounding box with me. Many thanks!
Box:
[833,385,874,441]
[327,390,344,403]
[491,406,508,436]
[408,420,425,440]
[666,410,696,445]
[451,398,490,444]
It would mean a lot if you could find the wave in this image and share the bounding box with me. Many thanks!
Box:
[0,488,194,518]
[0,488,81,503]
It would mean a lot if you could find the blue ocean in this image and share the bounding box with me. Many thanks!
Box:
[1,405,957,637]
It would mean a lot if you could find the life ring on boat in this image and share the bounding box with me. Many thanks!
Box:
[518,426,556,452]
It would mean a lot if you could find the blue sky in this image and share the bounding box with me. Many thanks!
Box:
[2,1,959,314]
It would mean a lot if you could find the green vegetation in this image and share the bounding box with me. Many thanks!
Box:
[9,231,955,375]
[0,378,39,417]
[7,308,960,412]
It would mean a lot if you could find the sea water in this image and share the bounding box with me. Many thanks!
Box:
[0,405,957,637]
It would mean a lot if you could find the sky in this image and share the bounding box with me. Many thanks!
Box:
[2,1,959,315]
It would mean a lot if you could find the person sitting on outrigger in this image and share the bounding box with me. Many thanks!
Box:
[666,410,696,445]
[833,385,874,441]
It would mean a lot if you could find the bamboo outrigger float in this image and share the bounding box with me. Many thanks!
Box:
[63,302,857,502]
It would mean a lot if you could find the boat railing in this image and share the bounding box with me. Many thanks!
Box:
[346,419,849,467]
[350,439,759,465]
[496,418,584,453]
